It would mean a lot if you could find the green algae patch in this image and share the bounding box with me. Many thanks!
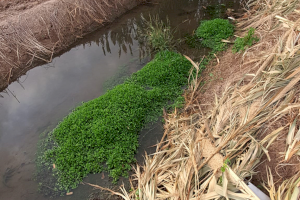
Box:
[38,51,192,194]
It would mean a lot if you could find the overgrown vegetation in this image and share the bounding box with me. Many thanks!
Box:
[195,18,234,51]
[139,15,177,52]
[38,51,192,195]
[232,27,259,53]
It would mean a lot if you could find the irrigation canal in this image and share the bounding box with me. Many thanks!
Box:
[0,0,240,199]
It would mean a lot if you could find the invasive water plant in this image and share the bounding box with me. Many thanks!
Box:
[196,18,234,51]
[38,51,192,195]
[232,27,259,53]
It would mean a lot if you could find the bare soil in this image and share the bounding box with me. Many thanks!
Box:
[0,0,142,92]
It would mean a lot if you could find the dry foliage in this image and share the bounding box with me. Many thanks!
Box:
[89,0,300,199]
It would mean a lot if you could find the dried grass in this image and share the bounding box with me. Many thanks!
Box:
[264,169,300,200]
[0,0,142,90]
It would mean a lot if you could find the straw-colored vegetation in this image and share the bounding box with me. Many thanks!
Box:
[89,0,300,199]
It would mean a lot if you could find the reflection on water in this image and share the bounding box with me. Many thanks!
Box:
[0,0,241,199]
[89,23,139,58]
[76,0,241,61]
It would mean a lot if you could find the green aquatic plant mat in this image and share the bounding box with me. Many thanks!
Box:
[39,51,192,194]
[196,18,234,51]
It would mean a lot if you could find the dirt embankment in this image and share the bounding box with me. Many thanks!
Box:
[0,0,143,92]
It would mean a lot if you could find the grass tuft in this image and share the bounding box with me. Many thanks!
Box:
[139,15,177,52]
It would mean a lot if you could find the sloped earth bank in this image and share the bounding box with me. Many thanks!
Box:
[0,0,141,92]
[100,0,300,199]
[0,1,242,200]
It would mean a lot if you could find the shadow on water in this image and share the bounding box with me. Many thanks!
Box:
[0,0,241,199]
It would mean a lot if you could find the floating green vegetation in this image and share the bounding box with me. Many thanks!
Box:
[38,51,192,195]
[232,27,259,53]
[196,18,234,52]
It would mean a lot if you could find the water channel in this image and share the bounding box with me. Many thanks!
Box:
[0,0,240,199]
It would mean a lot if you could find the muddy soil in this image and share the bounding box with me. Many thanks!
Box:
[0,0,140,92]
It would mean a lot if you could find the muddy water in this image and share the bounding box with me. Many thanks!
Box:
[0,0,240,199]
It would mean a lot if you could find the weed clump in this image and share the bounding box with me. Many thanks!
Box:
[140,15,176,52]
[39,51,192,194]
[232,27,259,53]
[196,18,234,51]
